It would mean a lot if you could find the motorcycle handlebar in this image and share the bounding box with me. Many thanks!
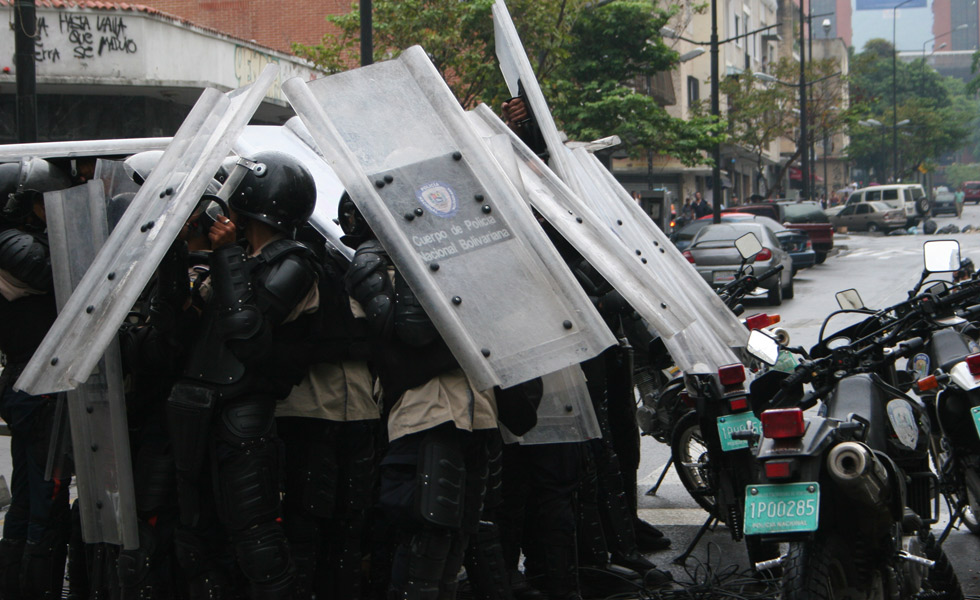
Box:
[755,265,784,285]
[937,281,980,310]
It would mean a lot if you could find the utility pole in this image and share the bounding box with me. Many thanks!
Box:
[798,0,809,200]
[710,0,722,222]
[360,0,373,66]
[14,0,38,143]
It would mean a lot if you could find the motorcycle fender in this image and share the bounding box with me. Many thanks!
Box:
[949,362,980,391]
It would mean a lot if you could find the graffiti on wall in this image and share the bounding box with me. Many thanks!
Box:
[15,12,140,64]
[234,45,283,101]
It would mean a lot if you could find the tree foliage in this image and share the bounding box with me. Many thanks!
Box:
[292,0,720,166]
[848,38,975,183]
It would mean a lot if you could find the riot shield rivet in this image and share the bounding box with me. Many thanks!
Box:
[91,444,98,452]
[165,187,174,196]
[384,174,394,183]
[452,152,462,161]
[50,358,58,366]
[565,404,574,412]
[452,296,462,305]
[635,249,641,255]
[404,213,415,221]
[95,501,103,509]
[617,220,623,225]
[563,320,573,329]
[107,272,115,280]
[159,190,166,198]
[750,488,758,496]
[575,217,583,223]
[661,303,667,309]
[481,348,491,357]
[653,241,659,246]
[85,406,93,414]
[482,205,492,214]
[86,306,94,314]
[475,194,484,202]
[415,208,424,216]
[430,263,440,271]
[659,248,666,254]
[641,258,648,264]
[375,180,385,188]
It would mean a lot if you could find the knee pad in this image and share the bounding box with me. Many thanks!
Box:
[233,521,291,584]
[416,431,465,529]
[405,529,454,587]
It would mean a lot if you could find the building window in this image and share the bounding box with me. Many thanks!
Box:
[687,76,700,105]
[735,14,742,46]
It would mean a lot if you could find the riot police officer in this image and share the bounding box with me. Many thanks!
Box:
[341,195,496,600]
[166,150,319,599]
[0,158,73,599]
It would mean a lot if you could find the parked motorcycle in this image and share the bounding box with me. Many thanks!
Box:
[744,241,966,599]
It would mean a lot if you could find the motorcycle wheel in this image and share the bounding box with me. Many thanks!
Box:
[782,535,881,600]
[670,411,721,519]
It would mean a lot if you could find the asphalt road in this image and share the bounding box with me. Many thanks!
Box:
[635,203,980,596]
[5,203,980,597]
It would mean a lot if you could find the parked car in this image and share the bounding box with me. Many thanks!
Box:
[844,183,930,227]
[963,181,980,204]
[829,200,907,233]
[671,213,814,272]
[932,191,958,216]
[723,200,834,264]
[682,222,795,305]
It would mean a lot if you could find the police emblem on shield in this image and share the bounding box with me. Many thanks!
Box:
[416,182,458,218]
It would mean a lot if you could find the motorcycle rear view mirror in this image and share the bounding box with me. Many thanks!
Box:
[734,232,763,261]
[923,239,961,273]
[836,288,864,310]
[746,329,780,366]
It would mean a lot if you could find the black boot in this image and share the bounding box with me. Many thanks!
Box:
[0,539,25,600]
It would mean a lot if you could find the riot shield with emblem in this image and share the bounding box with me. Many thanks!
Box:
[44,181,138,548]
[237,118,349,256]
[499,365,601,445]
[282,47,615,391]
[16,64,279,395]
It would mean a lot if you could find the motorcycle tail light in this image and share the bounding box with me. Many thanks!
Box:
[917,375,939,392]
[967,353,980,376]
[764,459,796,479]
[745,313,781,330]
[729,396,748,411]
[718,364,746,386]
[683,250,695,264]
[761,408,805,439]
[754,248,773,261]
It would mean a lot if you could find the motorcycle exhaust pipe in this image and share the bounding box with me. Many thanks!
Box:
[826,441,890,509]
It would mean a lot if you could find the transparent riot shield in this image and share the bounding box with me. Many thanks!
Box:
[282,47,615,391]
[93,159,142,230]
[467,105,693,338]
[237,118,349,257]
[0,138,172,164]
[499,365,601,445]
[16,64,279,395]
[44,181,137,548]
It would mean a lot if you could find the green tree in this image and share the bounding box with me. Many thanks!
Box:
[293,0,720,166]
[848,38,974,183]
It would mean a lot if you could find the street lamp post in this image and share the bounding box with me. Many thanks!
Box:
[799,0,809,201]
[892,0,916,182]
[921,24,967,57]
[661,20,779,221]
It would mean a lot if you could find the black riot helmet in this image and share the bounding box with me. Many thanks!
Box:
[228,151,316,237]
[337,192,373,249]
[2,158,71,225]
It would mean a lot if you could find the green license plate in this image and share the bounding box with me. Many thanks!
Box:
[717,412,762,451]
[971,406,980,439]
[744,482,820,535]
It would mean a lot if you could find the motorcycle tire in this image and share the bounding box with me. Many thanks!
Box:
[921,530,964,600]
[670,411,721,519]
[782,535,882,600]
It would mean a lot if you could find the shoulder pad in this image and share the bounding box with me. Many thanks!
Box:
[255,253,318,324]
[0,228,52,291]
[258,239,314,264]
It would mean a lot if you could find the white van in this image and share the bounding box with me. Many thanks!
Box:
[845,184,930,227]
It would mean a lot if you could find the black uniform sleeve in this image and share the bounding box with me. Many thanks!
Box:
[345,239,395,340]
[0,228,52,292]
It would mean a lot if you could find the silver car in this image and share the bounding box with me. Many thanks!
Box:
[683,222,795,305]
[830,200,906,233]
